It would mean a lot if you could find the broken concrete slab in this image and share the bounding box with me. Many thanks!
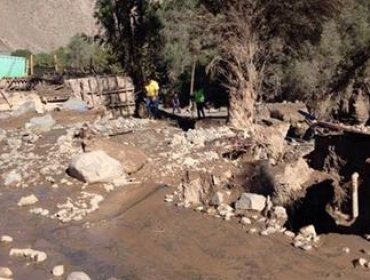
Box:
[68,150,124,183]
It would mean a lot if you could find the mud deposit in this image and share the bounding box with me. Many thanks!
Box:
[0,111,370,279]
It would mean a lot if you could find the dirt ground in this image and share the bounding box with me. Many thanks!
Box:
[1,110,370,279]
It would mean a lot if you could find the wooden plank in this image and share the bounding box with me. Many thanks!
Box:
[88,88,135,96]
[0,89,12,108]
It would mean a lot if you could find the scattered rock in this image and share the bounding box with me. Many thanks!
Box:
[241,217,252,225]
[30,208,49,216]
[0,267,12,278]
[164,194,174,203]
[17,194,39,207]
[67,271,91,280]
[0,236,13,243]
[283,230,295,238]
[342,247,350,254]
[68,150,124,183]
[294,225,319,251]
[355,258,368,268]
[3,170,22,187]
[299,225,317,240]
[10,248,47,262]
[52,265,65,277]
[25,114,56,133]
[248,228,258,234]
[235,193,267,212]
[63,98,88,112]
[217,204,234,218]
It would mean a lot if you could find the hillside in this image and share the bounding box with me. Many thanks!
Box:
[0,0,97,53]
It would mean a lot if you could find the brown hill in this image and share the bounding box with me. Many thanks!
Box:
[0,0,97,53]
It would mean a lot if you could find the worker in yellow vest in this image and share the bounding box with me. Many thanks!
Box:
[145,79,160,119]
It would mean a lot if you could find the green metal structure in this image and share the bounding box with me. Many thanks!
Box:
[0,55,27,79]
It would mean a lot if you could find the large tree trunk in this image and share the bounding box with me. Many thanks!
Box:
[229,87,254,131]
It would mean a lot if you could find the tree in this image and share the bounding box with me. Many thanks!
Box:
[203,0,343,129]
[95,0,164,87]
[11,49,32,59]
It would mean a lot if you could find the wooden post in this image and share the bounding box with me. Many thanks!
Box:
[352,172,359,219]
[29,54,34,76]
[189,56,197,118]
[54,54,59,73]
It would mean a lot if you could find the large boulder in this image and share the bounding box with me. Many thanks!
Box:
[85,138,147,174]
[68,150,125,183]
[25,114,56,133]
[235,193,267,212]
[267,102,308,123]
[273,157,313,192]
[254,121,290,160]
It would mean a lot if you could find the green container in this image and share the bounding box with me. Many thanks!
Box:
[0,55,27,79]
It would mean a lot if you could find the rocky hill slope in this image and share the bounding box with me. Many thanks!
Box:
[0,0,96,53]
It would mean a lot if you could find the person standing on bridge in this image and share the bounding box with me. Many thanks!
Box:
[145,79,160,119]
[195,87,206,119]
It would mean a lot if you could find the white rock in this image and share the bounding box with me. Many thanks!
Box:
[17,194,39,207]
[240,217,252,225]
[248,228,258,234]
[68,151,124,183]
[0,267,12,278]
[260,227,277,236]
[52,265,64,277]
[10,248,47,262]
[217,204,234,217]
[112,176,128,187]
[25,114,56,133]
[301,244,313,251]
[299,225,317,240]
[3,170,22,187]
[273,206,288,219]
[284,230,295,238]
[355,258,368,268]
[0,236,13,243]
[235,193,267,212]
[342,247,350,254]
[67,271,91,280]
